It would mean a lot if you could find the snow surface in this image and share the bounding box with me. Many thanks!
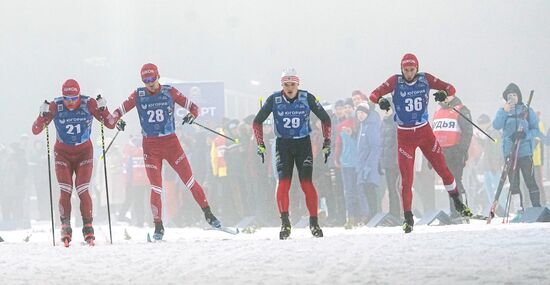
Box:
[1,221,550,284]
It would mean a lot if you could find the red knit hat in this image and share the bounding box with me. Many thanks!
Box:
[62,79,80,96]
[401,53,419,70]
[141,63,159,82]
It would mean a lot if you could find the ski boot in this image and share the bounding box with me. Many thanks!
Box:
[450,192,473,218]
[60,223,72,247]
[309,216,323,238]
[203,206,221,229]
[153,221,165,241]
[403,211,414,234]
[279,213,291,240]
[82,221,95,246]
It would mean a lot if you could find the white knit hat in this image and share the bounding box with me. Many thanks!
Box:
[281,67,300,84]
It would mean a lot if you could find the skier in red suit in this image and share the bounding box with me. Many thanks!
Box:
[32,79,116,246]
[369,54,472,233]
[106,63,220,240]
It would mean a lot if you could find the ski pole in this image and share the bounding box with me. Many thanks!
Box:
[97,96,113,244]
[44,111,56,247]
[99,129,120,160]
[100,120,113,244]
[445,102,496,142]
[192,121,239,143]
[487,157,512,224]
[503,183,516,224]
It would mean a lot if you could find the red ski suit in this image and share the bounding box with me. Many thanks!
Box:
[370,74,458,212]
[108,86,209,223]
[32,98,116,223]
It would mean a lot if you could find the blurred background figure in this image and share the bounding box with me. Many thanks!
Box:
[432,94,473,218]
[355,103,381,222]
[1,142,29,229]
[473,114,503,212]
[379,107,402,218]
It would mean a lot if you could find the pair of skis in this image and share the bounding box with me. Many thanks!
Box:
[62,238,95,247]
[146,226,239,243]
[487,90,534,224]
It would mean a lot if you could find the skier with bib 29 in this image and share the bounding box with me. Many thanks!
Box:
[252,68,332,239]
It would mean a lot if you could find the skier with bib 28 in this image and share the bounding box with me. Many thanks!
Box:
[105,63,222,241]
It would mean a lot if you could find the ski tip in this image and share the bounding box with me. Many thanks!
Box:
[0,236,4,242]
[146,233,152,243]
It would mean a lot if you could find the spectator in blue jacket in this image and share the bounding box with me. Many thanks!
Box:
[340,123,368,228]
[355,103,382,220]
[492,83,541,208]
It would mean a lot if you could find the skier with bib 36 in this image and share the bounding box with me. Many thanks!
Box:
[369,54,472,233]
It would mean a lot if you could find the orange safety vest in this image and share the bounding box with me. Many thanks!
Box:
[210,135,227,177]
[123,142,149,186]
[433,104,463,148]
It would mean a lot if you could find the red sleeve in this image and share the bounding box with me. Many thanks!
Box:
[111,91,138,124]
[87,99,116,129]
[32,102,57,135]
[322,120,331,141]
[369,75,398,103]
[425,73,456,96]
[170,87,199,117]
[253,122,264,145]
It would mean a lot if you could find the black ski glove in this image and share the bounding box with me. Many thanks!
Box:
[322,139,331,163]
[378,97,391,111]
[434,90,448,102]
[257,143,266,163]
[116,119,126,131]
[182,113,196,125]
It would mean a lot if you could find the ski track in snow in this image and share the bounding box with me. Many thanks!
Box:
[1,222,550,284]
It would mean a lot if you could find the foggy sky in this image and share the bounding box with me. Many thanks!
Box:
[1,0,549,143]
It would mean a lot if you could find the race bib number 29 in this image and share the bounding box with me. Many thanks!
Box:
[283,117,300,128]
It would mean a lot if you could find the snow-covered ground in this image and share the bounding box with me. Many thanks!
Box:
[1,220,550,285]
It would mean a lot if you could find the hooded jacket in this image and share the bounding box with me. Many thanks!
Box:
[492,83,539,158]
[355,110,381,186]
